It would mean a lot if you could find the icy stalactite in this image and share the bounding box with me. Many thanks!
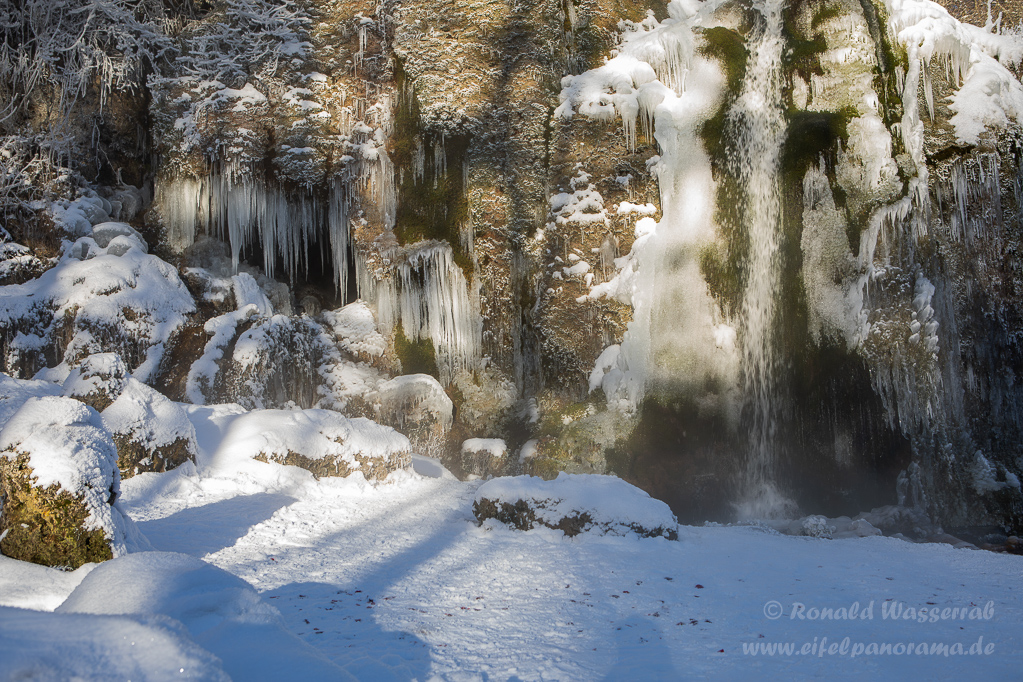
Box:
[156,169,359,294]
[156,179,203,252]
[934,153,1003,247]
[730,0,795,521]
[358,242,482,386]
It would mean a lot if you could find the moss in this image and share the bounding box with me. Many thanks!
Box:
[702,27,748,94]
[810,2,844,31]
[0,453,114,569]
[781,109,856,178]
[697,27,750,317]
[390,63,473,276]
[253,448,410,481]
[782,0,829,84]
[393,324,439,379]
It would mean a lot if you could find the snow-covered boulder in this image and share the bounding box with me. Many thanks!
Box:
[62,353,131,411]
[473,473,679,540]
[0,397,134,568]
[101,379,198,479]
[370,374,453,459]
[0,233,195,382]
[224,409,412,480]
[461,438,508,478]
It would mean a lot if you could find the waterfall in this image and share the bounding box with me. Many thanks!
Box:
[731,0,795,520]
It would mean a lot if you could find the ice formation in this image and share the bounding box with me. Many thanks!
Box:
[358,242,481,385]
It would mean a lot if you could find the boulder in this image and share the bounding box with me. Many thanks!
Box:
[460,438,508,478]
[101,379,198,479]
[0,397,132,568]
[370,374,453,459]
[473,473,679,540]
[222,408,412,480]
[62,353,130,411]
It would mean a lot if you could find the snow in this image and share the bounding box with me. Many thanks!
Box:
[323,300,388,358]
[0,606,231,681]
[475,473,679,537]
[0,555,95,611]
[0,430,1020,680]
[57,551,355,681]
[184,406,410,473]
[461,438,507,458]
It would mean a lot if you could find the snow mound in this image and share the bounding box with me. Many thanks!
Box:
[474,473,679,540]
[57,552,356,681]
[0,606,230,681]
[0,373,61,428]
[62,352,131,410]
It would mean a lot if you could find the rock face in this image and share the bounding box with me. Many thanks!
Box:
[2,0,1023,532]
[473,473,680,540]
[0,397,129,568]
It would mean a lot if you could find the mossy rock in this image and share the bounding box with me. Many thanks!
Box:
[472,496,678,540]
[0,453,114,568]
[254,446,411,481]
[62,353,130,412]
[111,435,196,480]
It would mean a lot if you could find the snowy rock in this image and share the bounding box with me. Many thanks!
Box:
[460,438,508,478]
[370,374,453,459]
[0,397,133,568]
[62,353,131,411]
[101,378,198,479]
[225,408,412,480]
[798,515,835,539]
[0,237,195,382]
[90,221,148,252]
[0,243,51,286]
[474,473,679,540]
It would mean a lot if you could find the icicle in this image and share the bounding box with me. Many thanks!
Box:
[432,135,446,188]
[413,137,425,184]
[157,178,202,251]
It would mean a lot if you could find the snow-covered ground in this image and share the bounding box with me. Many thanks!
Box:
[2,414,1021,681]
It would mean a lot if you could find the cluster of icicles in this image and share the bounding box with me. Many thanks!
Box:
[157,156,480,386]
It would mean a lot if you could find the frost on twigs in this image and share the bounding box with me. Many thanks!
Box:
[473,473,679,540]
[0,397,131,568]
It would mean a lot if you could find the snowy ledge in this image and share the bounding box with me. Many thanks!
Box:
[473,473,679,540]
